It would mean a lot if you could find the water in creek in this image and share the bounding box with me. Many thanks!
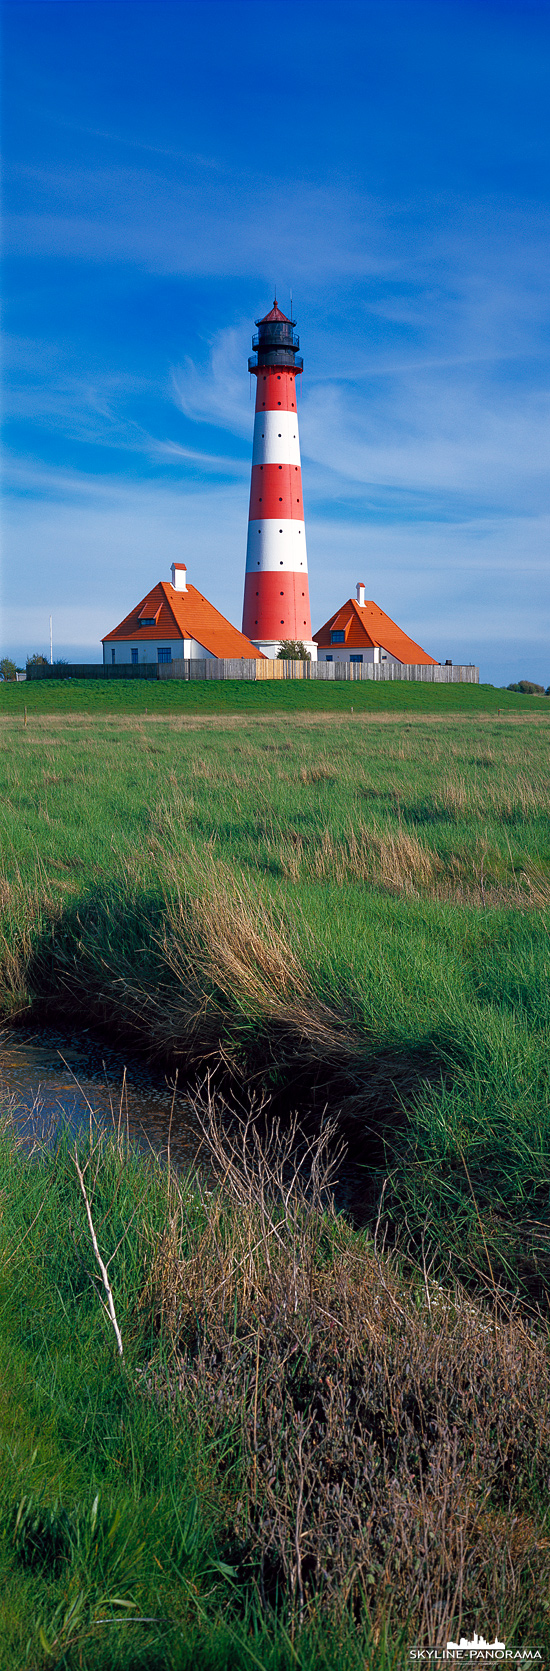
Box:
[0,1024,205,1168]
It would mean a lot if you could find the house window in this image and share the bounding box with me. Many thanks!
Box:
[325,654,333,662]
[111,648,115,665]
[157,648,172,664]
[131,648,138,664]
[331,630,345,644]
[350,654,363,664]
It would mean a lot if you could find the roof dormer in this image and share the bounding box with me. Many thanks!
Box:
[137,604,161,627]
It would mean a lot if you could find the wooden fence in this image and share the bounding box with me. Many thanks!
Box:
[27,660,479,684]
[159,659,479,683]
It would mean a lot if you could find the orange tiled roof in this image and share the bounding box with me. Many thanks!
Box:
[314,598,438,664]
[103,581,265,659]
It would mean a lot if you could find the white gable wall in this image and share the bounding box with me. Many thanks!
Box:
[103,638,216,665]
[316,645,400,666]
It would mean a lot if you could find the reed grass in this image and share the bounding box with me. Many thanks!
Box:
[1,703,550,1298]
[1,1101,549,1668]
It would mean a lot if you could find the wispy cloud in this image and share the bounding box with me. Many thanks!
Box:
[170,325,550,515]
[300,378,550,507]
[171,326,253,437]
[5,160,389,281]
[4,339,250,476]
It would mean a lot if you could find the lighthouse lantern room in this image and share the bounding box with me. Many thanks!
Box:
[242,301,315,658]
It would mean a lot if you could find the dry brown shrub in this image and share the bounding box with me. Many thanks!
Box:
[142,1087,550,1641]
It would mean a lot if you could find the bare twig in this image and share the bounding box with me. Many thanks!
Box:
[73,1147,124,1357]
[167,1068,178,1179]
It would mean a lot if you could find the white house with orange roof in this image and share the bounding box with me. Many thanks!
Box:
[102,564,264,666]
[314,583,439,668]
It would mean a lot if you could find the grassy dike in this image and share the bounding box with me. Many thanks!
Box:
[1,679,550,1663]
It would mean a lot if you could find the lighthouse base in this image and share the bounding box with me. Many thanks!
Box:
[252,639,318,662]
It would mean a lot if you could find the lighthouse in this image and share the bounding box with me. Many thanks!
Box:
[242,301,315,658]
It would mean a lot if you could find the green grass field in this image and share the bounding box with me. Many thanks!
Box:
[2,673,545,717]
[2,682,550,1284]
[1,680,550,1664]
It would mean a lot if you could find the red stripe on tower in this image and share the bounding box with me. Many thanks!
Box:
[242,300,315,658]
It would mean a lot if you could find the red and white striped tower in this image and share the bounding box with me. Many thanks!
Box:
[242,301,315,658]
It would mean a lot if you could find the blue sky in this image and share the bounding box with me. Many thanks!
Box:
[2,0,549,681]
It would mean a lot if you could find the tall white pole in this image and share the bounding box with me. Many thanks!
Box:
[49,615,53,665]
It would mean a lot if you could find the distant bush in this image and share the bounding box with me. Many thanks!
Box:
[277,640,311,661]
[26,653,48,668]
[0,658,17,681]
[507,680,545,695]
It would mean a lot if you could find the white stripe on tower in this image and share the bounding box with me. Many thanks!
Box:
[242,301,314,657]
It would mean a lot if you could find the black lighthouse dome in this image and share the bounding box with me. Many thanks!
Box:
[248,299,303,372]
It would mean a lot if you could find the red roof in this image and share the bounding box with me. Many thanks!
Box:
[103,581,265,659]
[258,299,291,323]
[314,597,438,664]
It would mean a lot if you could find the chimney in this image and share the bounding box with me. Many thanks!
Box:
[356,581,365,607]
[171,563,187,592]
